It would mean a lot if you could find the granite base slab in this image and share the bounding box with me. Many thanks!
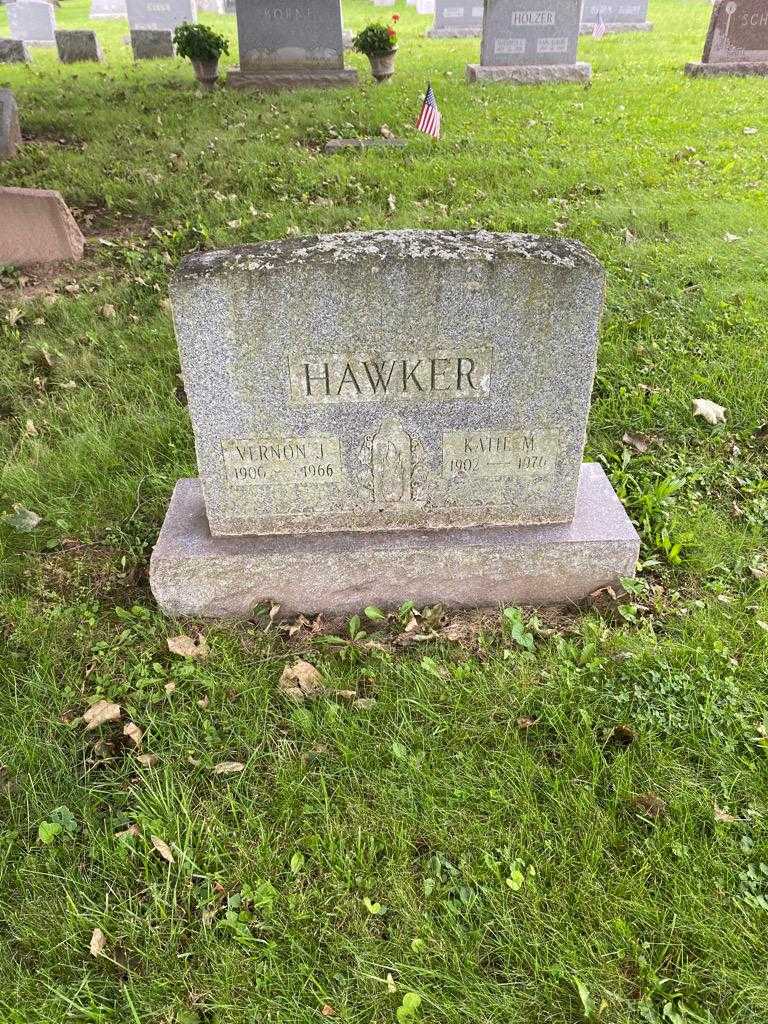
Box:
[227,67,358,91]
[684,60,768,78]
[466,62,591,84]
[579,21,652,33]
[150,464,639,618]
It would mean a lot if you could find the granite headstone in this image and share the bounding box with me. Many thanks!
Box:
[467,0,590,82]
[227,0,357,89]
[126,0,195,31]
[89,0,127,17]
[6,0,56,45]
[686,0,768,76]
[151,230,639,615]
[56,28,103,61]
[428,0,484,37]
[579,0,651,32]
[130,26,175,55]
[0,89,21,159]
[0,187,84,265]
[0,39,30,62]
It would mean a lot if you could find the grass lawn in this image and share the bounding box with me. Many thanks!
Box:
[1,0,768,1020]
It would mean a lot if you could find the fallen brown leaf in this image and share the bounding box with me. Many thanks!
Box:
[213,761,245,775]
[632,792,667,819]
[516,716,539,729]
[714,803,738,823]
[83,700,121,731]
[321,1005,336,1018]
[279,659,325,702]
[622,432,651,454]
[89,927,106,957]
[167,634,209,659]
[151,835,175,864]
[115,823,140,839]
[123,722,143,747]
[136,753,159,767]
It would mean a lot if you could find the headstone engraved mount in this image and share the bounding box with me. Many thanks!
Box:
[685,0,768,77]
[467,0,590,83]
[150,230,640,617]
[227,0,357,90]
[579,0,652,33]
[428,0,485,38]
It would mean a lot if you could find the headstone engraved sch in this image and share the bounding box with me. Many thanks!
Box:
[228,0,357,89]
[150,230,640,617]
[685,0,768,76]
[579,0,651,33]
[89,0,127,19]
[467,0,590,83]
[428,0,484,37]
[6,1,56,46]
[126,0,195,32]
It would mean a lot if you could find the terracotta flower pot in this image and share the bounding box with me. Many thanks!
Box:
[368,45,397,83]
[192,58,219,90]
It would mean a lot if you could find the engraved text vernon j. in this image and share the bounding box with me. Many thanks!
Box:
[288,349,492,404]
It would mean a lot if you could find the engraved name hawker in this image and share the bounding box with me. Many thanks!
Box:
[288,348,492,404]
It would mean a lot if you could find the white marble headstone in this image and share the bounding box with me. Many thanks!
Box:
[7,0,56,45]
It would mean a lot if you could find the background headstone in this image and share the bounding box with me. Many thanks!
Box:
[6,0,56,45]
[227,0,357,90]
[428,0,484,37]
[197,0,224,12]
[0,89,21,159]
[130,27,174,56]
[89,0,127,18]
[467,0,591,83]
[580,0,651,32]
[56,28,103,60]
[0,187,84,266]
[0,37,30,61]
[416,0,435,13]
[686,0,768,75]
[126,0,195,32]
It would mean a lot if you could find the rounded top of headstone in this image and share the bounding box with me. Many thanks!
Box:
[173,230,602,282]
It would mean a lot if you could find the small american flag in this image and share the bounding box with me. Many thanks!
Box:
[592,10,606,38]
[415,82,441,139]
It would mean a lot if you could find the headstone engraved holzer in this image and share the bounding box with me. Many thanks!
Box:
[150,230,639,616]
[467,0,590,83]
[686,0,768,76]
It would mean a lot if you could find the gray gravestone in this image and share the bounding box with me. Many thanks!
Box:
[580,0,651,32]
[428,0,484,37]
[126,0,195,31]
[0,38,30,61]
[6,1,56,45]
[227,0,357,89]
[89,0,126,18]
[150,230,639,616]
[0,88,21,159]
[467,0,590,83]
[197,0,224,11]
[55,29,103,61]
[130,26,174,54]
[686,0,768,76]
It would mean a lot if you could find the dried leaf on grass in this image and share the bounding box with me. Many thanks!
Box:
[279,659,325,702]
[516,716,539,730]
[136,753,159,767]
[151,835,175,864]
[89,927,106,957]
[714,804,738,823]
[167,634,209,659]
[123,722,143,747]
[83,700,121,731]
[692,398,726,425]
[213,761,245,775]
[631,792,667,819]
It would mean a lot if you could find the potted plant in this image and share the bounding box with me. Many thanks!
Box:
[353,14,399,83]
[173,22,230,90]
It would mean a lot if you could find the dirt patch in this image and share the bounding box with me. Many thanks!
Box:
[24,543,148,606]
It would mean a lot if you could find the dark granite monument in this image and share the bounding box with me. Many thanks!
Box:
[686,0,768,77]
